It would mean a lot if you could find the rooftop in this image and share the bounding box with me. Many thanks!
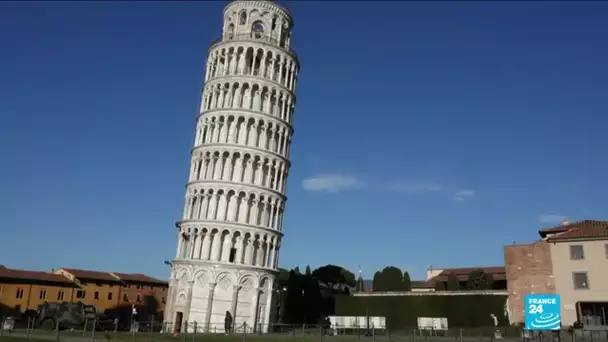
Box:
[111,272,168,285]
[539,220,608,241]
[58,268,122,282]
[0,267,74,285]
[432,266,506,281]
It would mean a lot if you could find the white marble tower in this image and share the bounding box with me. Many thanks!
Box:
[164,0,299,334]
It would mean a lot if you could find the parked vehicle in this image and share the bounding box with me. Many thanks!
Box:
[36,302,113,331]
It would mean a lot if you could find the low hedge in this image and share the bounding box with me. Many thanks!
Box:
[335,294,508,329]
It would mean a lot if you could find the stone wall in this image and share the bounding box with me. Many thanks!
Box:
[504,241,555,325]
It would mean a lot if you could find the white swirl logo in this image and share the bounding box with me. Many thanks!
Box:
[530,313,561,330]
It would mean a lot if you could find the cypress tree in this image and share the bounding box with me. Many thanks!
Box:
[402,271,412,291]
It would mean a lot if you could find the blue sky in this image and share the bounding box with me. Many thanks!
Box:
[1,1,607,281]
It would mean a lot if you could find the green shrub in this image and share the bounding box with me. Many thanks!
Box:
[335,294,508,329]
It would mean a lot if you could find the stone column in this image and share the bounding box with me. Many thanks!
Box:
[182,281,195,331]
[231,285,241,328]
[163,276,177,330]
[263,279,275,332]
[200,233,211,260]
[193,233,202,259]
[250,288,261,333]
[205,282,217,332]
[221,233,232,262]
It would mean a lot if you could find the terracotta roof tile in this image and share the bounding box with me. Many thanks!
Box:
[112,272,168,285]
[0,267,74,285]
[539,220,608,237]
[433,266,506,281]
[411,280,435,288]
[543,220,608,241]
[59,268,121,282]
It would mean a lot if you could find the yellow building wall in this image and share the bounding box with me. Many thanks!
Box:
[0,282,76,312]
[73,282,121,312]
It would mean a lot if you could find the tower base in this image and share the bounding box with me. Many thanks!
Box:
[164,262,276,334]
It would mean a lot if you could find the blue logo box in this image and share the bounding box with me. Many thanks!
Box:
[525,294,561,330]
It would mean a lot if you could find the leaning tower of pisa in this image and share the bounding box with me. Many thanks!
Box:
[164,0,299,334]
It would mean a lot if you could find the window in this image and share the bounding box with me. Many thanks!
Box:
[239,11,247,25]
[251,21,264,39]
[570,245,584,260]
[123,294,129,302]
[94,291,99,300]
[57,290,64,301]
[136,295,141,303]
[573,272,589,290]
[150,286,154,290]
[136,285,142,290]
[162,297,166,304]
[108,292,113,300]
[227,24,234,39]
[39,289,47,299]
[16,288,24,299]
[229,248,237,262]
[76,290,86,299]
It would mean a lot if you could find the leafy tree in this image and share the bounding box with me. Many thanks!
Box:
[312,265,356,291]
[446,272,460,291]
[294,266,301,274]
[402,271,412,291]
[467,269,494,290]
[305,265,312,276]
[284,270,304,323]
[277,268,290,288]
[380,266,403,291]
[372,271,383,291]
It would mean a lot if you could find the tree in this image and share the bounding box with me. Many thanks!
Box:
[312,265,356,291]
[434,281,446,291]
[380,266,403,291]
[402,271,412,291]
[302,273,323,324]
[305,265,312,276]
[372,271,383,291]
[446,272,460,291]
[277,268,290,288]
[294,266,301,274]
[467,269,494,290]
[284,270,304,323]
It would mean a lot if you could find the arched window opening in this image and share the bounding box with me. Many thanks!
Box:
[252,21,264,39]
[271,16,277,30]
[239,11,247,25]
[227,24,234,39]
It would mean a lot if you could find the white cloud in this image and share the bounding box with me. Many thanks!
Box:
[301,174,365,193]
[454,189,475,201]
[538,214,567,224]
[390,181,443,194]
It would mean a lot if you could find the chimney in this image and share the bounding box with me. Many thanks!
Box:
[562,218,569,226]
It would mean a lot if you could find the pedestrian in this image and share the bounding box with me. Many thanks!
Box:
[224,311,233,335]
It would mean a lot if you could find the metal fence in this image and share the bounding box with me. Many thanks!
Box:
[3,318,608,342]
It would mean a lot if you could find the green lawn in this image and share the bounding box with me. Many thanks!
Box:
[0,337,51,342]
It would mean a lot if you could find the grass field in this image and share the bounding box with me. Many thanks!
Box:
[0,330,517,342]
